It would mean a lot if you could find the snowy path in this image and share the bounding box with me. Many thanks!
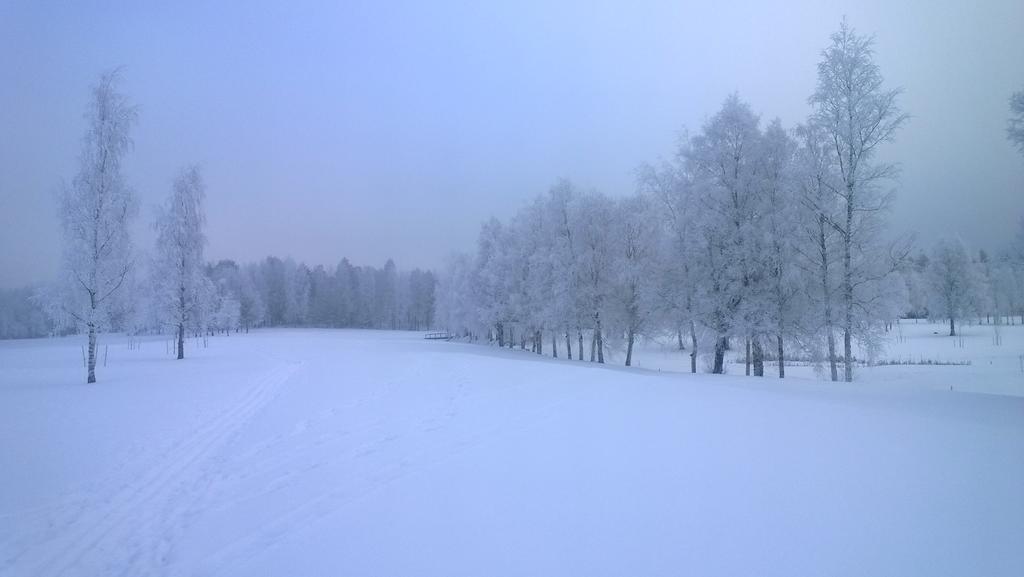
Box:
[1,329,1022,576]
[1,345,302,576]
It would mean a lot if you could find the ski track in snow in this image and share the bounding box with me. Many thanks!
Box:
[189,355,471,571]
[5,360,302,577]
[196,388,568,576]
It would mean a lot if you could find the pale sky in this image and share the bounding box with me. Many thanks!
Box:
[1,0,1022,288]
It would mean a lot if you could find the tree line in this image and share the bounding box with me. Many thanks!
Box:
[434,21,1024,382]
[4,20,1023,385]
[909,241,1024,336]
[9,70,435,382]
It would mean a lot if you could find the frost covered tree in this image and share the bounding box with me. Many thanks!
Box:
[899,252,930,320]
[503,204,539,353]
[473,218,514,346]
[810,19,908,381]
[152,165,211,359]
[514,198,556,356]
[50,70,138,383]
[285,261,312,326]
[436,253,477,336]
[639,159,704,373]
[207,261,242,334]
[609,194,659,366]
[794,121,843,380]
[575,193,617,363]
[686,94,765,374]
[758,119,803,377]
[208,260,257,333]
[429,22,918,381]
[545,180,586,360]
[238,263,266,331]
[1008,89,1024,156]
[927,239,979,336]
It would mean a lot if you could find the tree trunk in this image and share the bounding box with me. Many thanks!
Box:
[712,336,727,374]
[777,335,785,379]
[625,330,634,366]
[536,331,542,355]
[843,329,852,382]
[178,272,187,360]
[689,321,698,374]
[745,338,751,376]
[565,331,572,360]
[752,337,764,377]
[949,317,956,337]
[843,187,854,382]
[595,320,604,364]
[677,328,685,350]
[551,333,557,358]
[87,324,97,384]
[578,328,584,362]
[819,214,838,382]
[590,331,596,362]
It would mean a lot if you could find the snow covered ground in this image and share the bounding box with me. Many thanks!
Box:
[1,325,1022,576]
[629,319,1024,397]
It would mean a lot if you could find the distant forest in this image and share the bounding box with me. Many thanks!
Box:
[0,256,435,340]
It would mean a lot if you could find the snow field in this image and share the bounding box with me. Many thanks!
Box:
[1,328,1022,576]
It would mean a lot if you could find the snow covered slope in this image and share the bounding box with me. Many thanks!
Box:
[1,329,1022,576]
